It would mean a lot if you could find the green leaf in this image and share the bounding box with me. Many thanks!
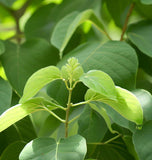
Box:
[20,66,61,103]
[80,70,117,100]
[127,20,152,57]
[85,87,143,125]
[0,141,26,160]
[0,41,5,55]
[0,98,58,132]
[132,89,152,122]
[51,9,108,58]
[141,0,152,4]
[19,135,87,160]
[0,0,16,7]
[133,121,152,160]
[1,39,59,95]
[0,78,12,114]
[58,41,138,90]
[104,0,132,27]
[25,0,101,40]
[78,105,108,142]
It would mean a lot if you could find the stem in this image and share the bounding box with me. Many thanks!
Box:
[71,101,90,107]
[42,106,65,123]
[120,3,135,41]
[65,88,72,137]
[88,134,122,145]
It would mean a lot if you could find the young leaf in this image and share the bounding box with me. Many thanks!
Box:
[127,20,152,57]
[51,9,109,58]
[80,70,117,100]
[19,135,87,160]
[0,98,58,132]
[85,86,143,125]
[20,66,61,103]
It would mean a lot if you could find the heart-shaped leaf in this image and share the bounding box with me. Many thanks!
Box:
[58,41,138,90]
[1,39,59,95]
[19,135,87,160]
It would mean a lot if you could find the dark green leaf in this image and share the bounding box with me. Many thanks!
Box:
[19,135,87,160]
[58,41,138,90]
[78,106,108,143]
[132,89,152,122]
[133,121,152,160]
[0,78,12,114]
[0,41,5,55]
[0,141,26,160]
[25,0,101,40]
[1,39,59,95]
[127,20,152,57]
[104,0,132,27]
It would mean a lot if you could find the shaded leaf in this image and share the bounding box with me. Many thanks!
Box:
[127,20,152,57]
[0,41,5,55]
[0,141,26,160]
[1,39,59,95]
[20,66,61,103]
[133,121,152,160]
[51,9,108,57]
[0,78,12,114]
[19,135,87,160]
[58,41,138,90]
[78,106,108,142]
[0,98,58,132]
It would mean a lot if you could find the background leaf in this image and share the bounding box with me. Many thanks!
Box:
[141,0,152,4]
[127,20,152,57]
[133,121,152,160]
[0,41,5,55]
[58,41,138,90]
[19,135,87,160]
[0,78,12,114]
[0,39,59,95]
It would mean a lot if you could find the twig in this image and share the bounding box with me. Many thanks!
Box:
[120,3,135,41]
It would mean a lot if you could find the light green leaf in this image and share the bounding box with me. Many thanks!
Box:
[1,39,59,95]
[0,41,5,55]
[127,20,152,57]
[80,70,117,100]
[58,41,138,90]
[78,105,108,142]
[0,98,58,132]
[19,135,87,160]
[0,78,12,114]
[0,141,26,160]
[85,86,143,125]
[20,66,61,103]
[133,121,152,160]
[51,9,108,58]
[141,0,152,4]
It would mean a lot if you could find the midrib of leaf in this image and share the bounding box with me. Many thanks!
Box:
[55,141,59,160]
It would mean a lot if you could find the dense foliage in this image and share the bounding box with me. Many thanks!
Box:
[0,0,152,159]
